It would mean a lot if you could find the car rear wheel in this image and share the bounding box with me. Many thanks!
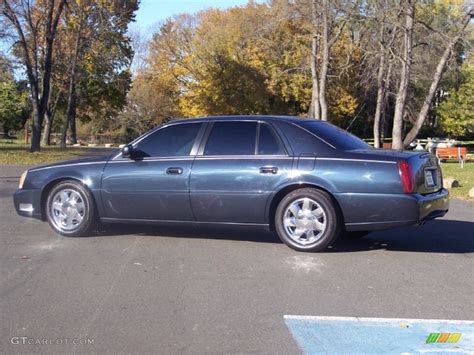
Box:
[45,180,96,237]
[275,188,341,252]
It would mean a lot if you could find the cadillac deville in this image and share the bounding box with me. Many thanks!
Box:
[13,116,449,252]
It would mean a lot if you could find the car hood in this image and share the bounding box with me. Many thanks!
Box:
[28,154,112,172]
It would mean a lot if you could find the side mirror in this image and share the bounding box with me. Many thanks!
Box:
[121,144,134,158]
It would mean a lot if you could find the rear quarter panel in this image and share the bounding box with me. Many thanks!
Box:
[313,158,401,194]
[320,158,418,228]
[267,154,418,229]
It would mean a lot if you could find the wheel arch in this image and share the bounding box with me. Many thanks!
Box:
[40,177,95,221]
[267,183,345,231]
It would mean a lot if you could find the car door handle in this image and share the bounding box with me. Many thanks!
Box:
[166,167,183,175]
[259,166,278,174]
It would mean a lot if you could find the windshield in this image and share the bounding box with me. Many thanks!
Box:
[297,121,371,151]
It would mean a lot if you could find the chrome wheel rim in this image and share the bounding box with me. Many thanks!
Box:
[50,189,86,231]
[283,198,327,245]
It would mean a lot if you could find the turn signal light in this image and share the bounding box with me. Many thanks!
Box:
[19,170,28,189]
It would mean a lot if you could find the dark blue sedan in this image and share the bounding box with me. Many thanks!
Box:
[13,116,449,251]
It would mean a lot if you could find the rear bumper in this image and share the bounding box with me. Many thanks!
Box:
[13,189,43,220]
[416,188,449,222]
[335,189,449,232]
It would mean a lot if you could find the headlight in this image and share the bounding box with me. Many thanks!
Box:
[19,170,28,189]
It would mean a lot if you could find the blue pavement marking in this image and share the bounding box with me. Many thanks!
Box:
[284,316,474,354]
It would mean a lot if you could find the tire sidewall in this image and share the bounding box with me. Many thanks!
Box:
[45,180,95,237]
[275,188,340,252]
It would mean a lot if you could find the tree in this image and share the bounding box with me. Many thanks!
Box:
[437,55,474,138]
[0,53,29,134]
[1,0,66,151]
[372,26,391,148]
[391,0,415,150]
[57,0,138,147]
[121,0,470,145]
[134,1,359,132]
[402,12,471,146]
[360,1,399,148]
[0,78,29,136]
[390,1,472,149]
[116,70,179,140]
[302,0,358,121]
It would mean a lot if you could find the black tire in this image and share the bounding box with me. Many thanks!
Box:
[274,188,341,252]
[343,231,370,239]
[45,180,97,237]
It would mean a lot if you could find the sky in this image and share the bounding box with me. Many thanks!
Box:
[0,1,252,53]
[0,0,256,76]
[131,0,253,34]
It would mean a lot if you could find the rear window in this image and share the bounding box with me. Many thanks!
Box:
[297,121,371,151]
[276,122,330,155]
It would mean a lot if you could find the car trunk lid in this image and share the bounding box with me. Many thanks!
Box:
[406,152,442,194]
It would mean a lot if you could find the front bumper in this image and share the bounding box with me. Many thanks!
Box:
[13,189,43,219]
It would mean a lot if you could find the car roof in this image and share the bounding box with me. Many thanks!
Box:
[166,115,316,125]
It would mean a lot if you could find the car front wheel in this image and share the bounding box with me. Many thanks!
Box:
[45,180,96,237]
[275,188,340,252]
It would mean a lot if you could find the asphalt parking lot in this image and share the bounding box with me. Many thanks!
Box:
[1,165,473,353]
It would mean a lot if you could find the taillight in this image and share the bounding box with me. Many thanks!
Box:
[398,161,413,193]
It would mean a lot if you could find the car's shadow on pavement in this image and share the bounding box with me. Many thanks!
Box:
[93,223,280,244]
[332,219,474,254]
[92,219,474,254]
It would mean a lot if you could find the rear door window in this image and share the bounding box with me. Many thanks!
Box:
[258,124,285,155]
[204,122,257,156]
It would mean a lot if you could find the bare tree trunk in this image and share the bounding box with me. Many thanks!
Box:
[60,76,77,149]
[391,1,414,151]
[60,74,76,149]
[42,91,61,145]
[36,0,66,151]
[29,104,42,152]
[373,29,386,148]
[67,82,77,144]
[402,15,470,147]
[3,122,11,137]
[60,115,69,149]
[318,0,329,121]
[42,110,53,146]
[61,29,82,147]
[381,59,393,145]
[309,35,321,119]
[308,0,321,119]
[307,0,349,121]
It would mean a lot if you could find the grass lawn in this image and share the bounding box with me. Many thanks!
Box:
[0,139,114,165]
[440,162,474,201]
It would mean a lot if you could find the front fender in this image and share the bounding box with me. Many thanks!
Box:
[24,161,107,218]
